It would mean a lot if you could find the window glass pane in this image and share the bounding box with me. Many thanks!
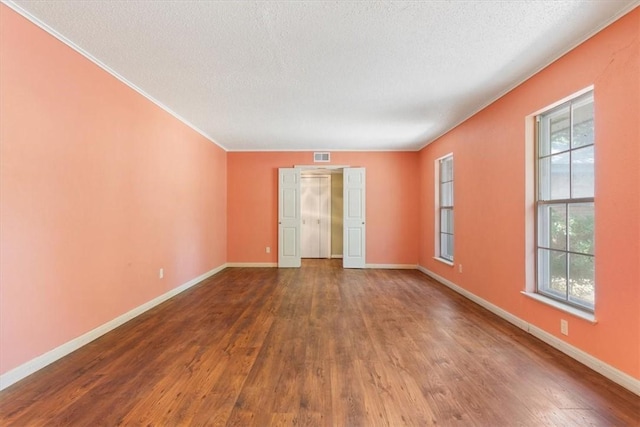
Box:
[571,146,594,198]
[538,248,551,291]
[440,182,453,206]
[539,117,550,157]
[538,157,550,200]
[568,254,594,308]
[440,233,453,260]
[572,98,594,148]
[539,153,570,201]
[549,107,571,153]
[568,203,594,255]
[538,249,567,299]
[538,204,566,250]
[440,157,453,182]
[441,208,453,234]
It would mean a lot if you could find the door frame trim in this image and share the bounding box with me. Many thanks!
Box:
[294,164,351,170]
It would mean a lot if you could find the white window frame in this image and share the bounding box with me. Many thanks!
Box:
[434,153,454,264]
[534,90,595,313]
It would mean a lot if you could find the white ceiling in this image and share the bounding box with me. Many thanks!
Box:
[5,1,638,151]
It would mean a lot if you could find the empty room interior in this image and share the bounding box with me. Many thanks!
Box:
[1,1,639,425]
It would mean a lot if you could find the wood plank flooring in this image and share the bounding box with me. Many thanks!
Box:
[1,259,638,426]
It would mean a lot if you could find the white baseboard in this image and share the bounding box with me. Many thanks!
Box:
[226,262,277,268]
[0,263,227,391]
[366,263,418,270]
[417,265,640,396]
[331,254,343,259]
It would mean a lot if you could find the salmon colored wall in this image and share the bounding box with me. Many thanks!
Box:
[0,6,227,375]
[227,151,419,265]
[419,9,639,379]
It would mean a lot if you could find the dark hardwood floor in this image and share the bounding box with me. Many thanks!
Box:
[1,259,638,426]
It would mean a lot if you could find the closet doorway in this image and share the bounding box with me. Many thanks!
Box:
[278,166,365,268]
[300,175,331,258]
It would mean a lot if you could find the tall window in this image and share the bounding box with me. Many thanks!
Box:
[536,91,595,311]
[438,155,454,262]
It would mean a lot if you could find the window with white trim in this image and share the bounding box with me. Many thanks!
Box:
[437,155,454,262]
[536,91,595,311]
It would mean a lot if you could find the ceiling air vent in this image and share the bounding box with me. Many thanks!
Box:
[314,152,330,163]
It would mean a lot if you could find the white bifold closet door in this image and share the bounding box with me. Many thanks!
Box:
[301,176,331,258]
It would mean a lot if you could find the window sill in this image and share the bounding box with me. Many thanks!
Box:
[521,291,597,323]
[433,257,454,267]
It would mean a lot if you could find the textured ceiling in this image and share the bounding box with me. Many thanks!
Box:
[5,1,638,151]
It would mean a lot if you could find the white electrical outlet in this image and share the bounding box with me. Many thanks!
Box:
[458,264,463,273]
[560,319,568,335]
[266,246,270,253]
[159,268,164,279]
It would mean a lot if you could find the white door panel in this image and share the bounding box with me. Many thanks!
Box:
[282,227,297,257]
[343,168,366,268]
[346,228,363,257]
[278,168,301,267]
